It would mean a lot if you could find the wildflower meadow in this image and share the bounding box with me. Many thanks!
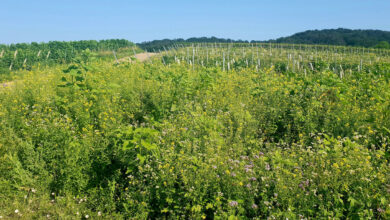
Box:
[0,43,390,219]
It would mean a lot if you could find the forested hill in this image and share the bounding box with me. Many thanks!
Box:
[270,28,390,48]
[137,37,250,51]
[138,29,390,51]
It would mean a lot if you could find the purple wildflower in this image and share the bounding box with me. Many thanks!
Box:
[240,156,249,160]
[229,201,238,207]
[245,164,254,169]
[299,179,310,190]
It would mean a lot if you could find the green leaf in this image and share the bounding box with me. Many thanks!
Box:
[75,76,85,82]
[380,197,387,205]
[383,126,390,135]
[108,83,121,89]
[141,140,157,151]
[123,140,130,150]
[348,197,357,208]
[170,104,177,112]
[137,154,145,164]
[69,69,80,77]
[228,215,237,220]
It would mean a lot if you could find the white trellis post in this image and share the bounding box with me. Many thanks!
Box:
[192,47,195,70]
[113,50,119,64]
[14,50,18,59]
[223,51,225,71]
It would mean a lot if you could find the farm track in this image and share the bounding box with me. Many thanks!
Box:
[117,52,158,63]
[1,80,16,90]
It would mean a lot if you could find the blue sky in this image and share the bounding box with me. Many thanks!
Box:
[1,0,389,44]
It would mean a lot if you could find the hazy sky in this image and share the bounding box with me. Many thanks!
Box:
[1,0,389,44]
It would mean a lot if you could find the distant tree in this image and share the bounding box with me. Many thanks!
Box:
[375,41,390,49]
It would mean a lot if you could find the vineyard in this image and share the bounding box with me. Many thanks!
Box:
[0,39,135,78]
[1,42,390,219]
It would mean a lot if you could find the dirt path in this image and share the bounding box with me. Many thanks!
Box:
[117,52,158,63]
[135,52,158,62]
[1,81,15,89]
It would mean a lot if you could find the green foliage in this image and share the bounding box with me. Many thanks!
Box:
[138,29,390,51]
[274,28,390,47]
[376,41,390,49]
[0,39,135,72]
[0,44,390,218]
[138,37,250,51]
[59,49,96,88]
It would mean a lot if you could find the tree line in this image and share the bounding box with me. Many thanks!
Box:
[271,28,390,48]
[138,28,390,51]
[137,37,252,51]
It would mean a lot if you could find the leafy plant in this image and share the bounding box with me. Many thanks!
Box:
[58,49,96,88]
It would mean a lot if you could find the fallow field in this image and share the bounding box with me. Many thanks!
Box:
[1,43,390,219]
